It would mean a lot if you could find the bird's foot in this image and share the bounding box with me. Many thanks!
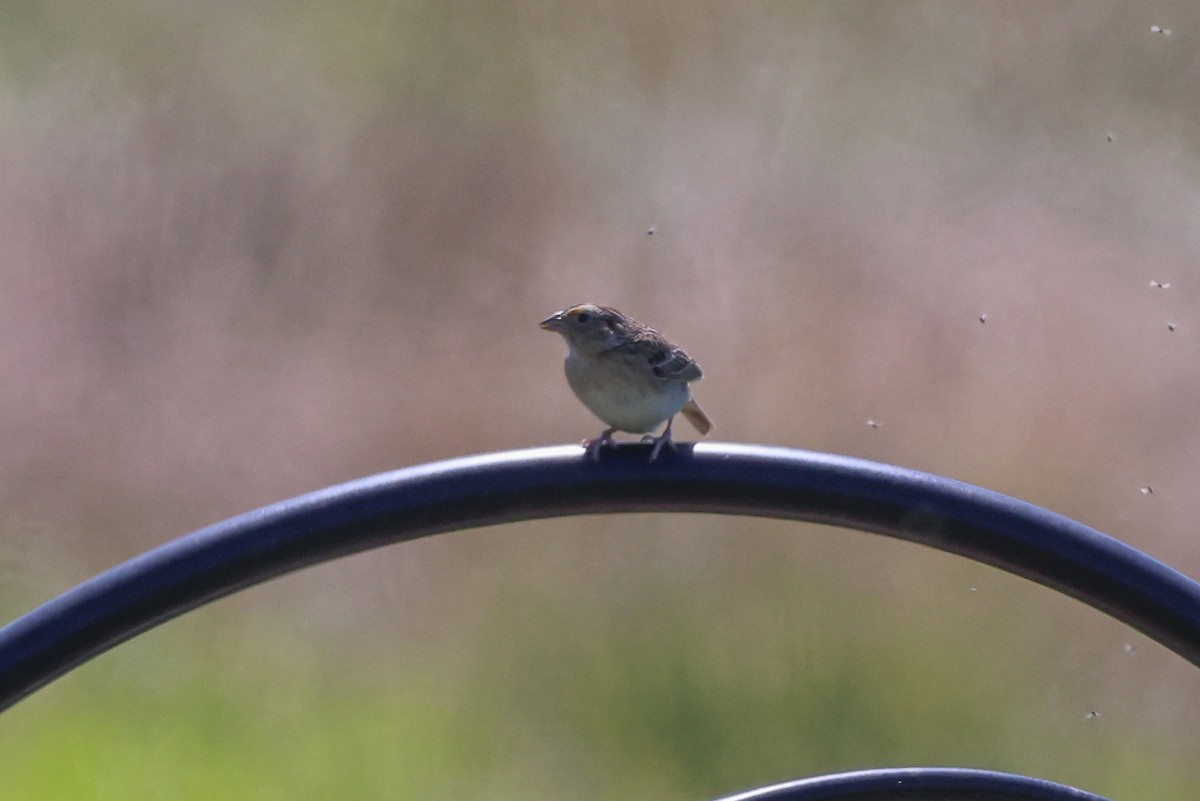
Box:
[583,427,618,461]
[647,417,676,462]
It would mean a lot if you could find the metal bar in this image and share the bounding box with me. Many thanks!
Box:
[717,767,1111,800]
[2,442,1199,713]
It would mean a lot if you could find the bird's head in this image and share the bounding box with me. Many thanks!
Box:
[539,303,629,352]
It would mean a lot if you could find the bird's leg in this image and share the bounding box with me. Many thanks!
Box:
[648,416,676,461]
[584,427,617,461]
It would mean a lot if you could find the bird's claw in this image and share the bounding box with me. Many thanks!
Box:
[648,434,676,461]
[647,416,677,462]
[583,420,679,462]
[583,427,618,462]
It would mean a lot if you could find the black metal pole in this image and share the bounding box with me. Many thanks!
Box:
[715,767,1111,801]
[2,442,1199,714]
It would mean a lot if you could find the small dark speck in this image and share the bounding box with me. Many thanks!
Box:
[865,419,882,429]
[1149,280,1170,289]
[978,313,988,323]
[646,226,656,236]
[1167,322,1177,332]
[1140,486,1154,496]
[1106,132,1116,143]
[1085,710,1101,720]
[1150,24,1172,36]
[1123,643,1137,654]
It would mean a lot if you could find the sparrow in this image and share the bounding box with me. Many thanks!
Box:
[540,303,712,460]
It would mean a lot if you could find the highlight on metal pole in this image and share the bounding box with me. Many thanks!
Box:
[2,441,1200,715]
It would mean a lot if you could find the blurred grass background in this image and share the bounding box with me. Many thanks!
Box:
[2,1,1200,798]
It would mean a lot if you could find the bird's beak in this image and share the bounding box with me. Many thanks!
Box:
[539,311,565,332]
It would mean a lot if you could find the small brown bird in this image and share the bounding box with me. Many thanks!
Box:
[540,303,713,460]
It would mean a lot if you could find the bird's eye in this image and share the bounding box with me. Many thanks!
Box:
[576,312,591,324]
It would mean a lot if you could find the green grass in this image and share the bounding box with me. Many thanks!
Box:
[1,581,1196,801]
[1,519,1195,800]
[0,634,483,800]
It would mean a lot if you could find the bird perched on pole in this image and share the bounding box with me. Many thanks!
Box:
[540,303,713,460]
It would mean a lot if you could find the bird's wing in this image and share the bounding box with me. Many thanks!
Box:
[614,333,703,383]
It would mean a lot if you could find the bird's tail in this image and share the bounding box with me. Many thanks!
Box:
[681,398,713,435]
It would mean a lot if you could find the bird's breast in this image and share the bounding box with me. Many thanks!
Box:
[563,352,689,433]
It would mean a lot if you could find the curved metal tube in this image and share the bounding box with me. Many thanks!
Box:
[717,767,1111,801]
[2,442,1199,714]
